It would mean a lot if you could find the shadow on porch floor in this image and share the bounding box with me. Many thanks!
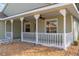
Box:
[0,41,79,56]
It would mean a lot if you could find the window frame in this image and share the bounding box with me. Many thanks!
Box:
[24,22,31,32]
[45,18,58,33]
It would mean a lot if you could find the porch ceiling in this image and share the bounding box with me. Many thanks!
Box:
[41,11,61,19]
[11,10,61,20]
[1,3,79,20]
[24,11,61,20]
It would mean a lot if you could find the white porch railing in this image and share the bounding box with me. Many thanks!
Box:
[38,33,64,48]
[0,32,12,43]
[22,32,73,49]
[6,32,12,42]
[23,32,36,43]
[66,32,73,47]
[6,32,12,39]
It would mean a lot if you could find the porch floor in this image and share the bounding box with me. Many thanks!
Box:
[0,41,79,56]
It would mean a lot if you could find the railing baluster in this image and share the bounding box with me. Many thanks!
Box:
[57,33,58,46]
[58,33,59,46]
[57,33,59,46]
[22,32,68,49]
[54,34,55,44]
[40,34,44,43]
[49,34,51,45]
[54,34,55,45]
[51,33,52,44]
[47,34,49,45]
[56,34,57,45]
[48,34,49,45]
[46,34,47,44]
[48,34,50,45]
[40,33,44,43]
[61,34,62,46]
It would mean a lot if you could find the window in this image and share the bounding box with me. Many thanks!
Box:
[24,23,30,32]
[46,19,57,33]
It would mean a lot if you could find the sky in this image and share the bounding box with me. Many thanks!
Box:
[0,3,6,12]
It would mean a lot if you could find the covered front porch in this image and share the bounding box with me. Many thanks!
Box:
[4,8,74,49]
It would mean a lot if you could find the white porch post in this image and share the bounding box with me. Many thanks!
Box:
[71,16,74,32]
[34,14,40,44]
[71,16,74,41]
[11,20,13,41]
[60,9,67,50]
[20,17,24,42]
[5,21,7,39]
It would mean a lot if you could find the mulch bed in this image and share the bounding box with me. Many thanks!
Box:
[0,41,79,56]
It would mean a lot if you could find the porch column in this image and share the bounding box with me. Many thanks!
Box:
[34,14,40,44]
[11,20,13,41]
[71,16,74,41]
[5,21,7,39]
[60,9,67,50]
[20,17,24,42]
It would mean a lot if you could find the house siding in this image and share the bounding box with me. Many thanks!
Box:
[66,13,72,33]
[73,17,79,41]
[6,21,11,32]
[0,21,5,39]
[38,19,45,33]
[23,19,35,32]
[22,14,72,33]
[38,14,72,33]
[0,13,73,39]
[13,20,21,39]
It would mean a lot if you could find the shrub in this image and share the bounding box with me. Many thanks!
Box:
[73,41,78,46]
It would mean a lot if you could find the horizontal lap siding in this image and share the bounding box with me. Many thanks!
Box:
[0,21,5,39]
[38,19,45,33]
[73,17,79,41]
[13,20,21,39]
[66,14,72,33]
[23,19,35,32]
[38,15,64,33]
[6,21,11,32]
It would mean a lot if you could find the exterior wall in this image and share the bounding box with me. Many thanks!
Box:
[38,15,72,33]
[23,15,64,33]
[73,17,79,41]
[23,19,35,32]
[0,14,72,39]
[38,15,64,33]
[66,13,72,33]
[28,14,72,33]
[58,15,64,33]
[6,21,11,32]
[38,19,45,33]
[0,21,5,39]
[22,15,64,33]
[13,20,21,39]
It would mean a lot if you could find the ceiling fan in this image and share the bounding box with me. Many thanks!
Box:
[39,15,45,20]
